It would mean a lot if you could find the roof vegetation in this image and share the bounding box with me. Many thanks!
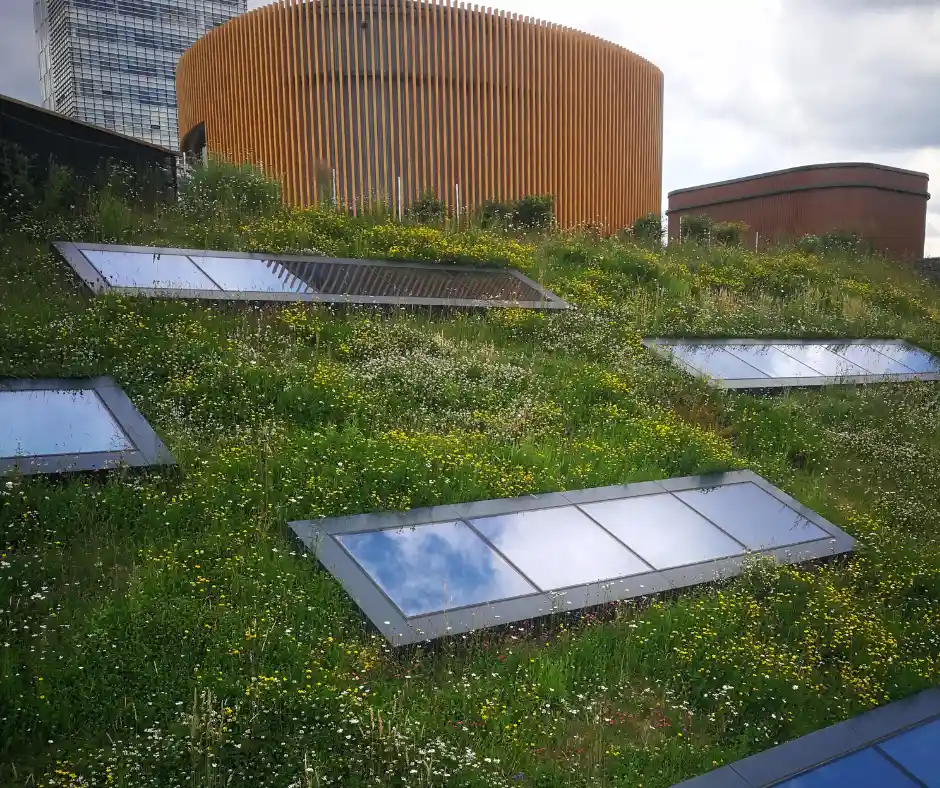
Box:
[2,160,940,787]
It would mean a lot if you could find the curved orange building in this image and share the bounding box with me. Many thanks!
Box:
[176,0,663,230]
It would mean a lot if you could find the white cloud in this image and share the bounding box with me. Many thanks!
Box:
[3,0,936,255]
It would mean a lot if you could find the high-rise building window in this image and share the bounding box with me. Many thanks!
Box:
[34,0,246,150]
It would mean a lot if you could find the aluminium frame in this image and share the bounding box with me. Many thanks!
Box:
[0,376,175,476]
[289,470,855,647]
[643,337,940,390]
[54,241,570,310]
[670,687,940,787]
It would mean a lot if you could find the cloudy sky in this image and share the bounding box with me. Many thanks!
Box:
[2,0,938,254]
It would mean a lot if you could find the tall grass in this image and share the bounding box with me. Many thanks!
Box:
[1,164,940,787]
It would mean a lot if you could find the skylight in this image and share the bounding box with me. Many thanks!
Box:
[0,376,175,476]
[289,470,854,646]
[643,338,940,389]
[671,687,940,787]
[54,242,569,310]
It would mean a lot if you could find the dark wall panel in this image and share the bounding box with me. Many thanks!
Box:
[0,93,177,195]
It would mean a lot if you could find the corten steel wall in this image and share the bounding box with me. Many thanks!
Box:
[667,163,930,261]
[176,0,664,230]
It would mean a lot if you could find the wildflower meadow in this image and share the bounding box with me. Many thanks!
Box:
[1,162,939,787]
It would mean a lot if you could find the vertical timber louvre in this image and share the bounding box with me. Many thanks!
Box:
[176,0,663,232]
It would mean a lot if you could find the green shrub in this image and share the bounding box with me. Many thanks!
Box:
[512,194,555,230]
[40,160,83,217]
[408,189,447,223]
[0,140,36,219]
[479,199,515,228]
[797,230,866,256]
[179,157,282,220]
[90,191,135,244]
[478,195,555,231]
[713,221,749,247]
[679,213,713,243]
[630,213,664,246]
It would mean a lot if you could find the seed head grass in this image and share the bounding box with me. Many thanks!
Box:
[2,171,940,787]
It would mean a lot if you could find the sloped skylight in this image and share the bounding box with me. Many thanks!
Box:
[54,242,569,310]
[0,376,175,476]
[644,338,940,389]
[670,687,940,787]
[289,470,854,645]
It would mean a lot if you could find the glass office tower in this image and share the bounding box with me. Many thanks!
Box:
[34,0,246,150]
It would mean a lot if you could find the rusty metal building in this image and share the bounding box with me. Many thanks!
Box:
[667,163,930,261]
[176,0,664,231]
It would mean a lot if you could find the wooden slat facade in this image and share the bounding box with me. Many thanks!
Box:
[177,0,664,231]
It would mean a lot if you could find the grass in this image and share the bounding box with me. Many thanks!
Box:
[2,167,940,787]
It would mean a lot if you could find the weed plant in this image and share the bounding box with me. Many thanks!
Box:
[1,163,940,787]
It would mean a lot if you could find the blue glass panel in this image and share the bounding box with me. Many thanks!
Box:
[775,747,916,787]
[663,344,768,381]
[580,493,744,569]
[0,390,133,457]
[470,506,651,591]
[83,250,220,290]
[878,717,940,787]
[337,521,537,617]
[825,344,916,375]
[724,345,821,378]
[189,257,314,294]
[869,344,940,374]
[771,344,868,377]
[674,483,829,550]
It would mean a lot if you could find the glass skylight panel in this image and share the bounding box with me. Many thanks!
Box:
[0,377,175,476]
[877,717,940,787]
[773,748,917,788]
[82,250,220,290]
[824,343,919,375]
[868,343,940,373]
[0,390,132,457]
[55,242,569,310]
[674,483,829,550]
[664,344,769,381]
[770,343,868,377]
[669,688,940,788]
[644,338,940,389]
[188,256,314,294]
[724,345,820,378]
[580,493,743,569]
[337,521,537,617]
[290,470,855,645]
[469,507,652,590]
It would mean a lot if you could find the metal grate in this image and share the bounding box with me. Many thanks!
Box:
[54,242,570,310]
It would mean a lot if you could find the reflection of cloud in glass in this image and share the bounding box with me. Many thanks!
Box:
[824,344,917,375]
[471,506,651,591]
[0,390,133,457]
[675,483,828,550]
[338,521,536,617]
[666,344,768,380]
[189,257,314,293]
[83,251,219,290]
[771,344,868,377]
[581,493,744,569]
[725,345,819,378]
[868,343,940,374]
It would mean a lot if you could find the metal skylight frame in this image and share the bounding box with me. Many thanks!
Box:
[289,470,855,646]
[0,376,175,476]
[671,687,940,787]
[54,241,570,310]
[643,337,940,390]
